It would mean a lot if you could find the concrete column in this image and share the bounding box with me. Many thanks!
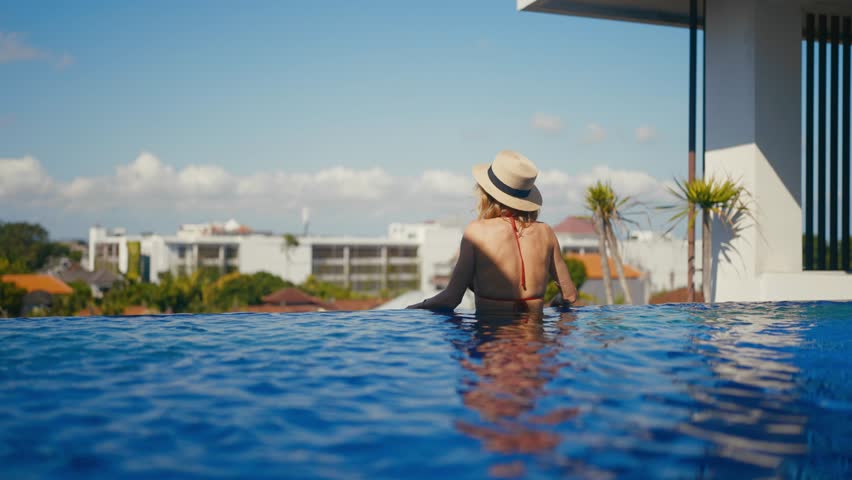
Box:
[192,244,199,274]
[218,245,225,273]
[343,246,350,288]
[705,0,802,301]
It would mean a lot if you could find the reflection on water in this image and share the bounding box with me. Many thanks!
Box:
[450,312,609,478]
[448,303,851,479]
[683,305,810,472]
[455,314,574,444]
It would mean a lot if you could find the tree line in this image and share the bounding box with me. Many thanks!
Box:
[0,222,368,318]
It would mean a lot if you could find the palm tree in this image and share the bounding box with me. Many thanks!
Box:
[666,177,749,302]
[585,181,634,305]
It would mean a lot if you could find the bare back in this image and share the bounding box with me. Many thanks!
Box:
[410,218,578,313]
[469,218,552,300]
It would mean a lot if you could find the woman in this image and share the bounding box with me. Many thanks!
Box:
[408,150,577,313]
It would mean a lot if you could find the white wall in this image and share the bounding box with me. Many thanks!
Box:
[238,236,312,284]
[141,236,170,283]
[87,226,106,271]
[621,235,701,293]
[706,0,798,301]
[391,223,464,292]
[705,0,852,301]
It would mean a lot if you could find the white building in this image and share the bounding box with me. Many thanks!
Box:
[89,222,420,296]
[622,230,700,293]
[89,217,701,300]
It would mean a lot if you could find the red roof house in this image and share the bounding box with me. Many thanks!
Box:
[552,216,597,235]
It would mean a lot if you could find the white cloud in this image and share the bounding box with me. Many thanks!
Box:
[0,31,74,68]
[531,112,563,134]
[0,153,674,230]
[635,125,658,143]
[0,156,54,198]
[414,170,471,197]
[583,123,607,144]
[537,165,671,209]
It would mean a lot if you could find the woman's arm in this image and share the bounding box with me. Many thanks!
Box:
[549,230,578,305]
[407,228,476,310]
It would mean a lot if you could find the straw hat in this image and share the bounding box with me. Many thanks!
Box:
[472,150,542,212]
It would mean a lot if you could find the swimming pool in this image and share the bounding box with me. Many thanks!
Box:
[1,302,850,479]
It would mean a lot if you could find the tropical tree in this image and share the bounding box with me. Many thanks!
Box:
[666,177,749,302]
[585,181,634,304]
[0,280,26,318]
[0,221,75,273]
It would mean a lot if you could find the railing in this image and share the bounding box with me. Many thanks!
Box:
[804,13,851,271]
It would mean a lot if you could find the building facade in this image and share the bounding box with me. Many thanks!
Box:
[89,223,421,296]
[89,216,700,300]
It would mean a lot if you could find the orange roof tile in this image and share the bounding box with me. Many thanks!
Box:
[567,253,642,280]
[1,274,73,295]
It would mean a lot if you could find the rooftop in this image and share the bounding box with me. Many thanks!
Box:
[518,0,706,29]
[1,274,73,295]
[568,253,643,279]
[262,288,335,309]
[57,265,122,289]
[552,216,596,236]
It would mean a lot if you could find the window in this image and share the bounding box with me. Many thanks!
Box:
[312,245,345,260]
[350,246,381,258]
[387,246,417,258]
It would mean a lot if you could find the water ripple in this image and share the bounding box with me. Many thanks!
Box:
[0,302,850,479]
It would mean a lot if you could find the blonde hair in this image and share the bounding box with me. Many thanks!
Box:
[475,184,538,226]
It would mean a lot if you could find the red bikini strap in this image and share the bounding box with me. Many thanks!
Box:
[508,215,526,290]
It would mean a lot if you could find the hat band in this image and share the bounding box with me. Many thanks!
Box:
[488,166,531,199]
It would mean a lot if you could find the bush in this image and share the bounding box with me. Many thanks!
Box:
[0,280,26,318]
[544,256,587,303]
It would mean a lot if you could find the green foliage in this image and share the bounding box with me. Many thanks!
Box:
[544,256,588,303]
[50,281,93,316]
[282,234,300,248]
[101,280,161,315]
[802,234,852,270]
[565,257,587,291]
[0,280,27,318]
[299,275,360,301]
[584,181,634,224]
[0,257,10,275]
[664,177,749,231]
[126,241,141,282]
[204,272,292,311]
[0,221,73,273]
[100,269,300,315]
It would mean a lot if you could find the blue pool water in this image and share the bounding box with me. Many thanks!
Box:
[1,302,850,479]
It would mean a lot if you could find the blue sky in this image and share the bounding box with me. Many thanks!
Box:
[0,0,703,239]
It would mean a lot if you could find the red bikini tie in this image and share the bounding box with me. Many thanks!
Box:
[508,215,526,290]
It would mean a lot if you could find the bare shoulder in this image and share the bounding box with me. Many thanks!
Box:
[533,221,555,234]
[532,221,557,238]
[533,221,560,247]
[463,220,488,240]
